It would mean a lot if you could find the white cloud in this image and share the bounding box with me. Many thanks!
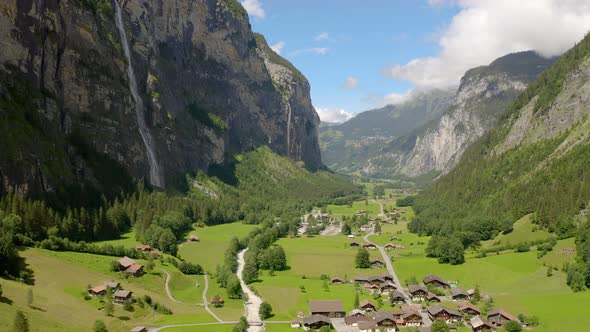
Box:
[240,0,265,19]
[365,89,416,107]
[289,47,330,57]
[315,107,355,123]
[342,77,359,90]
[385,0,590,89]
[270,41,286,54]
[314,32,330,41]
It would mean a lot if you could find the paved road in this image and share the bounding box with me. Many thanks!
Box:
[237,249,265,332]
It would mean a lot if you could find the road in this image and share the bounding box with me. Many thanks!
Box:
[162,270,185,304]
[237,249,265,332]
[363,232,432,327]
[373,199,385,217]
[202,274,224,322]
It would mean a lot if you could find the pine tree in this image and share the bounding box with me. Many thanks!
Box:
[355,248,370,268]
[354,292,360,308]
[12,310,29,332]
[104,300,114,316]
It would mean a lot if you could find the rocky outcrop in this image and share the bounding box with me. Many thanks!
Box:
[0,0,322,201]
[362,51,556,179]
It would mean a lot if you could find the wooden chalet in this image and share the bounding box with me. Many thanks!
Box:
[360,299,377,312]
[487,310,516,327]
[105,281,120,290]
[350,241,360,247]
[423,274,450,289]
[458,302,481,316]
[117,256,137,270]
[348,309,366,317]
[88,285,107,296]
[370,259,385,268]
[331,276,344,285]
[345,315,371,327]
[124,263,144,277]
[384,243,403,250]
[210,296,224,306]
[380,274,394,282]
[364,283,381,294]
[469,316,495,332]
[354,276,369,284]
[408,284,428,301]
[380,281,397,294]
[368,275,385,284]
[309,300,345,318]
[363,243,377,250]
[427,292,441,303]
[188,235,200,242]
[302,314,332,329]
[113,290,133,304]
[451,288,470,301]
[390,290,406,303]
[375,310,398,331]
[135,244,151,251]
[401,311,422,327]
[426,305,462,324]
[358,320,378,332]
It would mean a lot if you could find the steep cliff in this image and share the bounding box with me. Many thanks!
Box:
[362,51,556,180]
[0,0,322,204]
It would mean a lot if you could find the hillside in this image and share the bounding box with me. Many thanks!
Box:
[320,89,454,175]
[362,51,557,180]
[410,33,590,288]
[0,0,322,208]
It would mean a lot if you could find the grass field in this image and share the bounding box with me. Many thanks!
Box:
[481,214,552,250]
[178,222,258,273]
[325,200,381,217]
[94,229,140,248]
[252,234,392,320]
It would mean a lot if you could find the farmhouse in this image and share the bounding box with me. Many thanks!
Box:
[390,290,405,303]
[358,320,378,332]
[350,242,360,247]
[380,281,397,294]
[188,235,200,242]
[363,243,377,250]
[423,274,450,289]
[360,299,377,312]
[380,274,394,282]
[118,256,137,270]
[113,290,133,304]
[370,259,385,268]
[124,263,144,277]
[345,315,371,327]
[451,288,470,301]
[309,300,345,318]
[210,296,224,305]
[135,244,151,251]
[88,285,107,296]
[427,292,441,303]
[469,316,495,332]
[302,314,332,329]
[368,276,385,284]
[401,311,422,327]
[458,302,481,316]
[129,327,147,332]
[348,309,366,317]
[487,310,516,327]
[375,310,398,331]
[331,277,344,285]
[426,305,462,324]
[408,284,428,301]
[105,281,120,290]
[354,276,369,284]
[364,283,380,294]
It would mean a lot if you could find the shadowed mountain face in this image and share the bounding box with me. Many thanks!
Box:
[0,0,322,203]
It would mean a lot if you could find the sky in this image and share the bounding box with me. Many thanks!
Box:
[241,0,590,123]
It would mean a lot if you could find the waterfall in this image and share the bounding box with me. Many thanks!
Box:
[114,0,164,187]
[286,104,292,157]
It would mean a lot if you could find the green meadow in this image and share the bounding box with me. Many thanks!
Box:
[325,200,381,217]
[481,214,552,250]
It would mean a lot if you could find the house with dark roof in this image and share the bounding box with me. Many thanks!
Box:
[360,299,377,312]
[370,259,385,268]
[363,243,377,250]
[88,285,107,296]
[105,281,120,290]
[354,276,369,284]
[331,277,344,285]
[358,320,378,332]
[390,290,406,304]
[135,244,151,251]
[368,275,385,284]
[347,309,366,317]
[117,256,137,270]
[380,281,397,294]
[375,310,398,331]
[344,315,371,327]
[487,310,516,327]
[124,263,144,277]
[408,284,428,301]
[188,235,200,242]
[458,302,481,316]
[309,300,345,318]
[402,311,423,327]
[380,274,394,282]
[427,292,441,303]
[364,283,381,294]
[469,316,495,332]
[451,288,470,301]
[350,242,360,247]
[426,305,462,324]
[302,314,332,330]
[423,274,450,289]
[113,290,133,304]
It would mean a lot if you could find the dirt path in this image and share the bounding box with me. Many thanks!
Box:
[149,322,237,332]
[162,270,184,304]
[202,274,224,322]
[373,199,385,217]
[237,249,265,332]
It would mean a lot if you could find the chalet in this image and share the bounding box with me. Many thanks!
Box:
[401,311,422,327]
[360,225,373,232]
[370,259,385,268]
[451,288,470,301]
[188,235,200,242]
[423,274,450,289]
[118,256,137,270]
[348,309,366,317]
[458,302,481,316]
[354,276,369,284]
[363,243,377,250]
[427,292,441,303]
[469,316,495,332]
[487,310,516,327]
[149,250,161,256]
[344,315,370,327]
[390,291,406,304]
[360,300,377,312]
[124,264,144,277]
[350,242,360,247]
[135,244,151,251]
[290,319,301,328]
[302,314,332,330]
[368,276,385,284]
[309,300,345,318]
[380,281,397,294]
[113,290,133,304]
[384,243,397,250]
[105,281,120,290]
[88,285,107,296]
[129,327,147,332]
[358,320,378,332]
[331,277,344,285]
[375,310,398,331]
[364,283,381,294]
[426,305,462,324]
[408,284,428,301]
[210,296,224,306]
[380,274,394,282]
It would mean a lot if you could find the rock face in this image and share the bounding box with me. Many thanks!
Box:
[362,51,556,179]
[0,0,322,200]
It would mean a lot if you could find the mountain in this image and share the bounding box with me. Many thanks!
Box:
[410,34,590,284]
[319,89,455,175]
[362,51,557,180]
[0,0,322,206]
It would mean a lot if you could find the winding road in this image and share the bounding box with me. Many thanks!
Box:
[237,249,265,331]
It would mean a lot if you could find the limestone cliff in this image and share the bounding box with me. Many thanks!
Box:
[0,0,322,202]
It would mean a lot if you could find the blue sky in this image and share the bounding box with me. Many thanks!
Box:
[241,0,590,122]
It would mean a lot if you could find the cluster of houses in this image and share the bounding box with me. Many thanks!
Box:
[135,244,161,256]
[88,281,134,304]
[116,256,145,277]
[349,242,404,251]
